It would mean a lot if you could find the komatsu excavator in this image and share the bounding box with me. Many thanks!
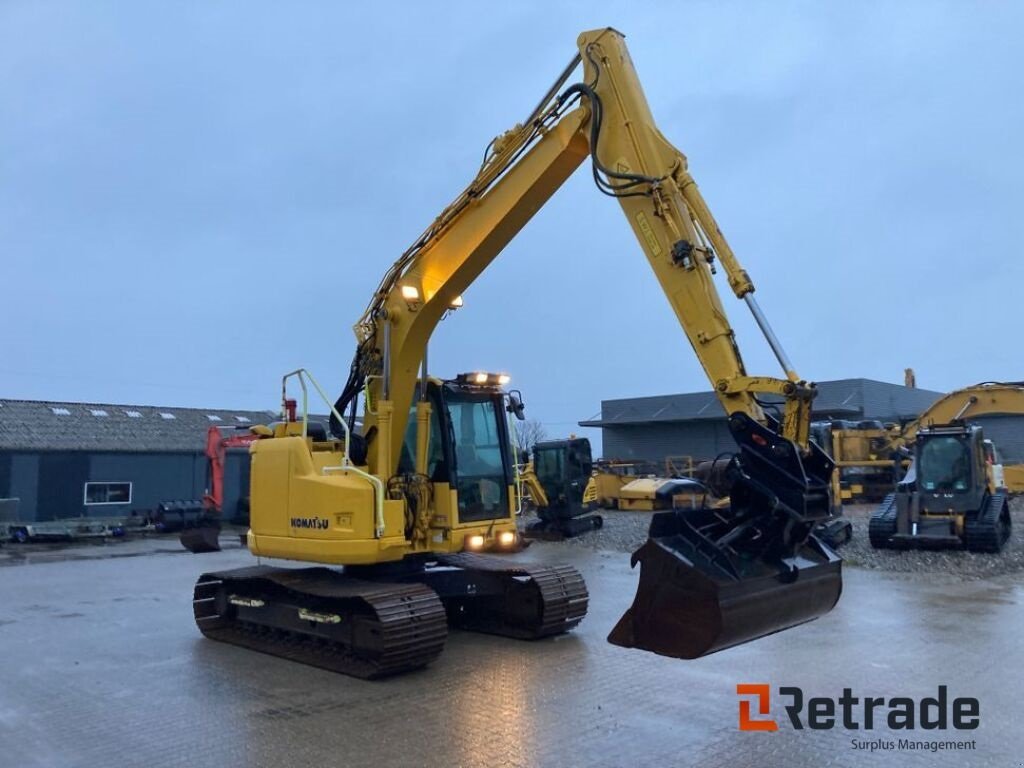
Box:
[192,28,842,678]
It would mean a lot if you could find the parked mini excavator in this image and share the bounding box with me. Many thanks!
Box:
[518,437,605,539]
[192,27,843,678]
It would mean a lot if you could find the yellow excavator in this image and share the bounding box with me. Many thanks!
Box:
[192,28,842,677]
[892,381,1024,458]
[517,437,606,539]
[826,381,1024,505]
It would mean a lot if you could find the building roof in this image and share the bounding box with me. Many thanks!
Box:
[579,378,945,428]
[0,399,284,452]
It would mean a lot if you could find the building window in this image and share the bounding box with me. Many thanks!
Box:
[125,410,142,418]
[50,407,71,415]
[159,412,175,420]
[206,414,222,422]
[84,482,132,505]
[90,409,109,417]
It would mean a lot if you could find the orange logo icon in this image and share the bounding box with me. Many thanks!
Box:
[737,684,779,731]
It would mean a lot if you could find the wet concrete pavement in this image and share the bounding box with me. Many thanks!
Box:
[0,539,1021,768]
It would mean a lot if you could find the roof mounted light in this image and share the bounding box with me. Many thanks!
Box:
[455,371,512,388]
[449,295,464,309]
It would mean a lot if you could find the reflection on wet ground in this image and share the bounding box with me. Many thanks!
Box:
[0,538,1020,767]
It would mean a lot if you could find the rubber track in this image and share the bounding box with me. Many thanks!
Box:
[436,552,588,637]
[965,491,1011,553]
[868,493,898,549]
[193,566,447,679]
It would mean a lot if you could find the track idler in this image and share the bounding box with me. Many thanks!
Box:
[608,413,843,659]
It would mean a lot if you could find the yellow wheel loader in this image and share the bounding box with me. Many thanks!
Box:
[193,28,843,678]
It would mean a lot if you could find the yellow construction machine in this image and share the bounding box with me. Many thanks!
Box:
[827,382,1024,506]
[517,436,605,538]
[516,438,706,535]
[868,382,1023,551]
[192,28,842,677]
[583,458,704,512]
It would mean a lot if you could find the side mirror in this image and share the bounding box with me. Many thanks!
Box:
[507,390,526,421]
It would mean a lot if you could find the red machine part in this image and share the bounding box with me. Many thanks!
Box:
[202,426,264,513]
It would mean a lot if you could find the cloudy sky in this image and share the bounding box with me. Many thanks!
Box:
[2,2,1022,450]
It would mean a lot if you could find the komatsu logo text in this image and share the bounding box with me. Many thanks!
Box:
[290,516,329,530]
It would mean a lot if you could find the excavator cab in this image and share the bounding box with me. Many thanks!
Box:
[399,375,518,527]
[532,438,593,511]
[609,413,843,659]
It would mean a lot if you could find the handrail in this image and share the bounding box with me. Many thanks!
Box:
[281,368,386,538]
[510,412,525,516]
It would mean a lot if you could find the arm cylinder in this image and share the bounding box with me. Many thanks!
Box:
[744,295,798,383]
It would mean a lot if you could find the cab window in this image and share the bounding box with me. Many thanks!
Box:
[448,397,508,521]
[398,402,446,480]
[918,437,971,492]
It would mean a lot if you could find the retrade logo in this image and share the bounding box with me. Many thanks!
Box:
[736,684,979,732]
[737,684,778,731]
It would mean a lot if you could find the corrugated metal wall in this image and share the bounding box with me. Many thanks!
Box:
[8,454,39,519]
[37,453,89,520]
[87,452,206,518]
[0,450,210,521]
[602,411,1024,466]
[603,421,735,464]
[970,416,1024,463]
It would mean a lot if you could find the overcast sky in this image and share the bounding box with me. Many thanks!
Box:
[2,2,1022,451]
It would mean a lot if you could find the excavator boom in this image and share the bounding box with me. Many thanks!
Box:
[901,381,1024,445]
[323,28,841,660]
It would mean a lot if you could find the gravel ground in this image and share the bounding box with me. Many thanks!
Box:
[519,495,1024,580]
[518,507,659,555]
[840,496,1024,579]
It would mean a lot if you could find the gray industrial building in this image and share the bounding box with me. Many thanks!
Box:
[0,399,278,522]
[580,378,1024,464]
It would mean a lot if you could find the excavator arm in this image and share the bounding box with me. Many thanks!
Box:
[900,382,1024,445]
[517,461,550,510]
[900,382,1024,495]
[330,28,841,659]
[333,29,819,474]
